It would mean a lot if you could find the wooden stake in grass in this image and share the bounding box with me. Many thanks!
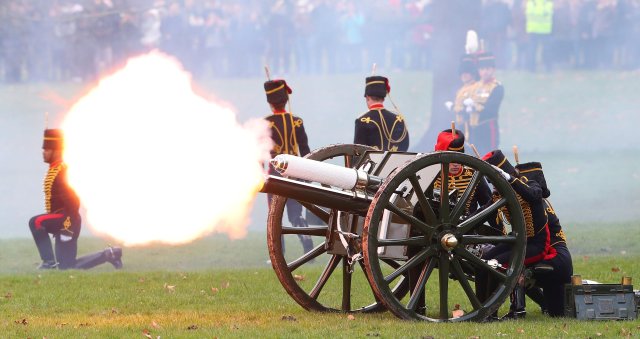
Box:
[513,145,520,164]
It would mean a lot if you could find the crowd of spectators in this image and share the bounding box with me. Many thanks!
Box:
[1,0,639,83]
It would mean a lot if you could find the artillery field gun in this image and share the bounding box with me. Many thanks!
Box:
[259,144,527,322]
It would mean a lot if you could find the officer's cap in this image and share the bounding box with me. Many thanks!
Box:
[264,79,292,105]
[477,52,496,68]
[515,162,551,198]
[364,76,390,98]
[482,149,516,177]
[435,129,465,152]
[43,129,64,150]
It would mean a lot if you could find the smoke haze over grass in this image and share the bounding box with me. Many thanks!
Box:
[1,70,639,238]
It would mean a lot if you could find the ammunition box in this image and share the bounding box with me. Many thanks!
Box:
[565,283,637,320]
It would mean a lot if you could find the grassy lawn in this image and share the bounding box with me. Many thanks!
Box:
[1,223,639,338]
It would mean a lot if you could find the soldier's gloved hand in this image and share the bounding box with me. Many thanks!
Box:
[492,165,511,181]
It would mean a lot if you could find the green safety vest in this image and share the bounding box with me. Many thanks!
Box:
[526,0,553,34]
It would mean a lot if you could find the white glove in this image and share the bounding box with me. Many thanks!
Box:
[444,101,453,111]
[492,165,511,181]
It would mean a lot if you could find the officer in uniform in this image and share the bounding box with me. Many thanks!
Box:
[515,162,573,317]
[29,129,122,270]
[452,55,480,138]
[475,150,551,319]
[354,75,409,151]
[468,53,504,155]
[264,79,314,255]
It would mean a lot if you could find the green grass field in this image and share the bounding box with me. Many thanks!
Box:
[1,222,639,338]
[1,69,640,336]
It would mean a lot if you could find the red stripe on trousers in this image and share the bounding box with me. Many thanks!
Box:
[34,213,64,230]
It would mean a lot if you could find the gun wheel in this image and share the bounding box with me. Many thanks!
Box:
[363,152,526,322]
[267,144,408,313]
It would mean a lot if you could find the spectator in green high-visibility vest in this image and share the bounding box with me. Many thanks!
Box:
[525,0,554,72]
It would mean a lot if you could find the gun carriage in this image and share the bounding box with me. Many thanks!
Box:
[260,144,527,322]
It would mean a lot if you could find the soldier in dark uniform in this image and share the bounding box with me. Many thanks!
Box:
[452,55,480,138]
[264,79,314,255]
[432,128,492,214]
[29,129,122,270]
[410,128,492,314]
[515,162,573,318]
[475,150,551,319]
[354,75,409,151]
[468,53,504,155]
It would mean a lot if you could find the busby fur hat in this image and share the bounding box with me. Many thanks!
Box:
[435,129,465,152]
[43,129,64,150]
[364,76,390,98]
[482,149,516,177]
[477,52,496,68]
[264,79,292,105]
[515,162,551,198]
[458,55,478,78]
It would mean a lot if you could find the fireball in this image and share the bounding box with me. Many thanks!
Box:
[62,52,272,246]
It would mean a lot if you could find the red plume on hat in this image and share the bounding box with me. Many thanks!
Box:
[435,129,465,152]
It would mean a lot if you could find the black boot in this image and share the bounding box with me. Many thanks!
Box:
[75,247,122,269]
[503,284,527,320]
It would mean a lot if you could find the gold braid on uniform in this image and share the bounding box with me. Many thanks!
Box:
[493,192,534,237]
[544,198,567,245]
[433,167,477,214]
[269,120,285,154]
[289,115,302,156]
[43,163,63,213]
[359,116,384,150]
[378,110,408,151]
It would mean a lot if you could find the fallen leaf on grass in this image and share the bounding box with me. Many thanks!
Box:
[611,267,620,272]
[221,281,230,289]
[517,329,524,334]
[187,324,198,330]
[211,287,219,294]
[151,321,160,329]
[347,314,355,321]
[164,283,176,292]
[366,332,380,337]
[452,304,464,318]
[4,292,12,299]
[294,274,305,281]
[14,318,28,325]
[138,277,145,283]
[281,315,297,321]
[111,307,119,314]
[596,333,602,336]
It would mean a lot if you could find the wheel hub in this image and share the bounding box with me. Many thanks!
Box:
[440,233,458,251]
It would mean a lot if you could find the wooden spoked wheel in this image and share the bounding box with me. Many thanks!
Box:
[363,152,526,322]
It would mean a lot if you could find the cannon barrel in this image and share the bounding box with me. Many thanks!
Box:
[259,175,371,213]
[259,154,383,213]
[270,154,383,191]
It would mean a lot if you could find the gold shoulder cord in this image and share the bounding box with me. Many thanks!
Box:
[280,113,289,155]
[289,113,301,156]
[377,110,408,151]
[360,113,384,150]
